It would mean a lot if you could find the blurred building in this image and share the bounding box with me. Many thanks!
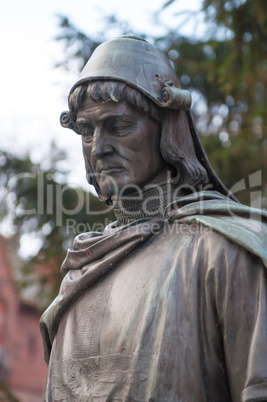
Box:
[0,236,47,402]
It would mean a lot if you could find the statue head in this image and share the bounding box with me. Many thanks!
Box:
[61,35,237,204]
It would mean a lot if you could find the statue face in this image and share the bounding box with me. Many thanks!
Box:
[76,96,169,198]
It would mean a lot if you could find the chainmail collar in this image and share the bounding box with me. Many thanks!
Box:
[112,181,175,226]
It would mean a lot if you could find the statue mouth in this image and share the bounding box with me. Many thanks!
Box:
[100,167,123,175]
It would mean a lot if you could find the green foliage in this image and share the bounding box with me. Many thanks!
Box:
[200,133,267,205]
[0,144,115,307]
[201,0,267,119]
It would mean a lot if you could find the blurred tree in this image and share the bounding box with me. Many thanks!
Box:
[55,15,134,72]
[161,0,267,204]
[0,144,115,308]
[1,0,266,307]
[55,0,267,206]
[0,379,19,402]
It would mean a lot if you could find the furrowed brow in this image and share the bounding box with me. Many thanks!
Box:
[77,114,134,128]
[100,114,134,123]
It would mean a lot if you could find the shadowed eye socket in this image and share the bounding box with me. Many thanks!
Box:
[106,116,136,134]
[80,125,94,142]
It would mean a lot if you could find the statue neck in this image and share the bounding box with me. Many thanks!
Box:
[112,181,175,226]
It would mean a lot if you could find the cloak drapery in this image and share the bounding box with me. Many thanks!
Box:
[40,191,267,401]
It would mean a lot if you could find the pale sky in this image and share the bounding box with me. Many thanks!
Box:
[0,0,203,187]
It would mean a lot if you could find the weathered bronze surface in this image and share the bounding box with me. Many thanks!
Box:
[41,36,267,401]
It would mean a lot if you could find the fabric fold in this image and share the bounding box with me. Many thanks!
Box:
[40,219,164,363]
[40,191,267,365]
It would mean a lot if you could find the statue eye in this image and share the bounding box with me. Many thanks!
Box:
[107,117,135,134]
[110,123,127,132]
[81,126,94,142]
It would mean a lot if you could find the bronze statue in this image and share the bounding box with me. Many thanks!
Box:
[40,36,267,401]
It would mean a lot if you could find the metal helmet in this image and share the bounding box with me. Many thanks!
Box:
[61,35,238,203]
[68,35,192,111]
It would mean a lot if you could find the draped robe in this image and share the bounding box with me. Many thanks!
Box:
[40,192,267,401]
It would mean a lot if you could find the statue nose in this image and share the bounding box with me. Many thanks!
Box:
[91,127,113,158]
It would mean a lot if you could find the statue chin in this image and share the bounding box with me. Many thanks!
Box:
[96,175,121,199]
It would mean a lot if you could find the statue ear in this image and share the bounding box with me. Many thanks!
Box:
[60,111,80,135]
